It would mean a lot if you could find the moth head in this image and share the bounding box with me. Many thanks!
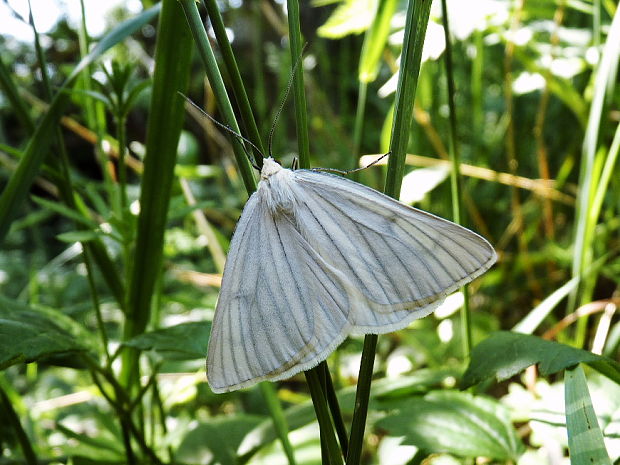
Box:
[261,157,284,179]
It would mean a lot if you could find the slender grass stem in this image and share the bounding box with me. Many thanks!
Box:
[180,0,257,193]
[259,383,298,465]
[440,0,472,358]
[306,368,344,465]
[286,0,310,168]
[351,80,368,176]
[203,0,267,165]
[569,5,620,345]
[345,334,376,465]
[322,361,349,456]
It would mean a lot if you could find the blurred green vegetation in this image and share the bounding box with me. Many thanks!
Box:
[0,0,619,464]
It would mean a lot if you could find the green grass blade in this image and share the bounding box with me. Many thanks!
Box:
[351,0,396,170]
[0,55,35,134]
[121,0,193,389]
[306,369,344,465]
[286,0,310,169]
[203,0,267,164]
[384,0,432,198]
[358,0,397,83]
[351,80,368,171]
[564,365,611,465]
[0,93,71,244]
[67,5,161,84]
[179,0,257,194]
[589,123,620,234]
[513,276,581,334]
[259,383,298,465]
[570,6,620,319]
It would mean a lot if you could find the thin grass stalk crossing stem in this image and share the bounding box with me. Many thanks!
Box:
[440,0,472,358]
[259,383,298,465]
[351,80,368,179]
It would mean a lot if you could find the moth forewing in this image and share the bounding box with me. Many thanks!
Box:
[206,158,496,393]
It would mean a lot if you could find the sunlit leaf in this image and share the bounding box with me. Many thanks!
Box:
[317,0,378,38]
[124,321,210,360]
[376,391,524,460]
[0,296,95,370]
[462,331,620,388]
[177,415,264,465]
[565,365,612,465]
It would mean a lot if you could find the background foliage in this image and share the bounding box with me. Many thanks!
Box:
[0,0,619,464]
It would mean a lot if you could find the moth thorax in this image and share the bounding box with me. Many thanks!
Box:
[260,157,283,179]
[259,169,297,215]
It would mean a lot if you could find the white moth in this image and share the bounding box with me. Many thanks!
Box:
[207,158,496,393]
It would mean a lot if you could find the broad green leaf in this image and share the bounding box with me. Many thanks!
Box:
[376,391,524,461]
[237,368,457,461]
[317,0,378,38]
[565,365,611,465]
[461,331,620,388]
[124,321,210,360]
[0,296,95,370]
[177,415,264,465]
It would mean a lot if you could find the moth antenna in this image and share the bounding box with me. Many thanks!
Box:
[268,43,309,160]
[291,157,299,171]
[179,92,263,171]
[313,152,391,175]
